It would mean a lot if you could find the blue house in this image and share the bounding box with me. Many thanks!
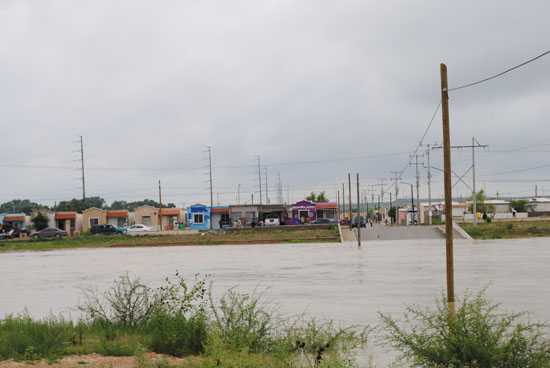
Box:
[0,213,27,232]
[187,204,211,230]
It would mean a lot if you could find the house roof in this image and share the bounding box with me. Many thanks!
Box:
[292,200,314,207]
[107,210,129,217]
[3,215,25,221]
[83,207,104,213]
[315,202,337,209]
[55,212,77,219]
[160,208,180,215]
[211,207,229,213]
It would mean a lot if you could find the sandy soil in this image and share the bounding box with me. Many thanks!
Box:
[0,353,191,368]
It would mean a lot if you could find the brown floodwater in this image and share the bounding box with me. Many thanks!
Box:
[1,237,549,366]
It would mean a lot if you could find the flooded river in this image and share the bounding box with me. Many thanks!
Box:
[1,237,549,365]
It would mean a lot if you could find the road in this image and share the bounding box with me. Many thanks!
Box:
[355,223,446,241]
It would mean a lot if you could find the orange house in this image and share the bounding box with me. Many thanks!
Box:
[107,210,129,227]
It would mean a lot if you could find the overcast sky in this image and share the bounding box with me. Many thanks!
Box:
[1,0,549,208]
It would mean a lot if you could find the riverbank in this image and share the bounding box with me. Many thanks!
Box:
[0,225,340,252]
[459,219,550,239]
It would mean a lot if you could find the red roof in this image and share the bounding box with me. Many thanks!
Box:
[3,216,25,221]
[315,203,337,209]
[160,208,180,215]
[55,212,76,219]
[106,210,128,218]
[211,208,229,213]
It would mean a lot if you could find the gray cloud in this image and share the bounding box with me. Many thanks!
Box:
[1,0,549,206]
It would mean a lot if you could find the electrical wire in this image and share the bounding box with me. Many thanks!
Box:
[481,163,550,177]
[448,49,550,92]
[383,100,442,196]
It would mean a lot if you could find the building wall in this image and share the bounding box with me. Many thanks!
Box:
[229,205,259,226]
[135,206,159,228]
[82,208,107,232]
[529,199,550,212]
[292,201,317,222]
[187,205,211,230]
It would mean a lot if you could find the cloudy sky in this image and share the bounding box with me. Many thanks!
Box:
[1,0,549,208]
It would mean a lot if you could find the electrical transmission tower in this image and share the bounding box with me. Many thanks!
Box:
[254,156,262,205]
[434,137,488,227]
[264,166,269,204]
[74,135,86,200]
[277,172,283,204]
[203,147,214,225]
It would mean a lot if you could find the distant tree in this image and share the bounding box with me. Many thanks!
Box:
[467,189,495,214]
[305,191,329,203]
[0,199,49,215]
[56,197,106,213]
[388,206,401,220]
[107,199,176,211]
[109,200,128,210]
[31,212,50,231]
[509,199,531,213]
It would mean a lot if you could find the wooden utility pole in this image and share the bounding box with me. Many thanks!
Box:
[158,180,163,231]
[356,173,361,246]
[337,190,341,222]
[342,183,345,222]
[441,63,455,314]
[348,174,352,230]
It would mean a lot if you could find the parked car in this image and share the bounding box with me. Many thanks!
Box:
[90,224,127,235]
[351,216,367,228]
[264,215,280,226]
[29,227,68,239]
[127,224,152,233]
[0,229,15,240]
[312,218,337,224]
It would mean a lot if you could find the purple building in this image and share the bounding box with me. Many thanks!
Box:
[291,200,317,224]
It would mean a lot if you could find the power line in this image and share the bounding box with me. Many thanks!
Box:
[384,100,441,196]
[448,49,550,92]
[480,163,550,177]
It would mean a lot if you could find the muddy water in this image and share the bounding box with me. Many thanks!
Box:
[1,238,549,365]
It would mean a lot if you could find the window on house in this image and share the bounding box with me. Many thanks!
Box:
[117,218,125,227]
[89,218,99,227]
[231,212,241,224]
[142,216,151,226]
[194,214,204,224]
[245,212,255,224]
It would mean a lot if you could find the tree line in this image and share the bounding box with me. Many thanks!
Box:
[0,198,176,215]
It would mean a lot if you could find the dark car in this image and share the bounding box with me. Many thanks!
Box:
[29,227,68,239]
[91,224,126,235]
[351,215,366,228]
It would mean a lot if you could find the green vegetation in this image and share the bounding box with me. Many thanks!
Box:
[380,290,550,367]
[30,212,49,231]
[0,273,368,367]
[509,199,532,213]
[460,219,550,239]
[2,274,549,367]
[0,198,177,215]
[305,191,329,203]
[0,226,341,252]
[0,199,49,215]
[467,189,496,215]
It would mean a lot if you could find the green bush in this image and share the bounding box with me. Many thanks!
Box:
[0,314,73,360]
[210,289,275,353]
[79,273,154,327]
[380,290,550,367]
[149,310,209,356]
